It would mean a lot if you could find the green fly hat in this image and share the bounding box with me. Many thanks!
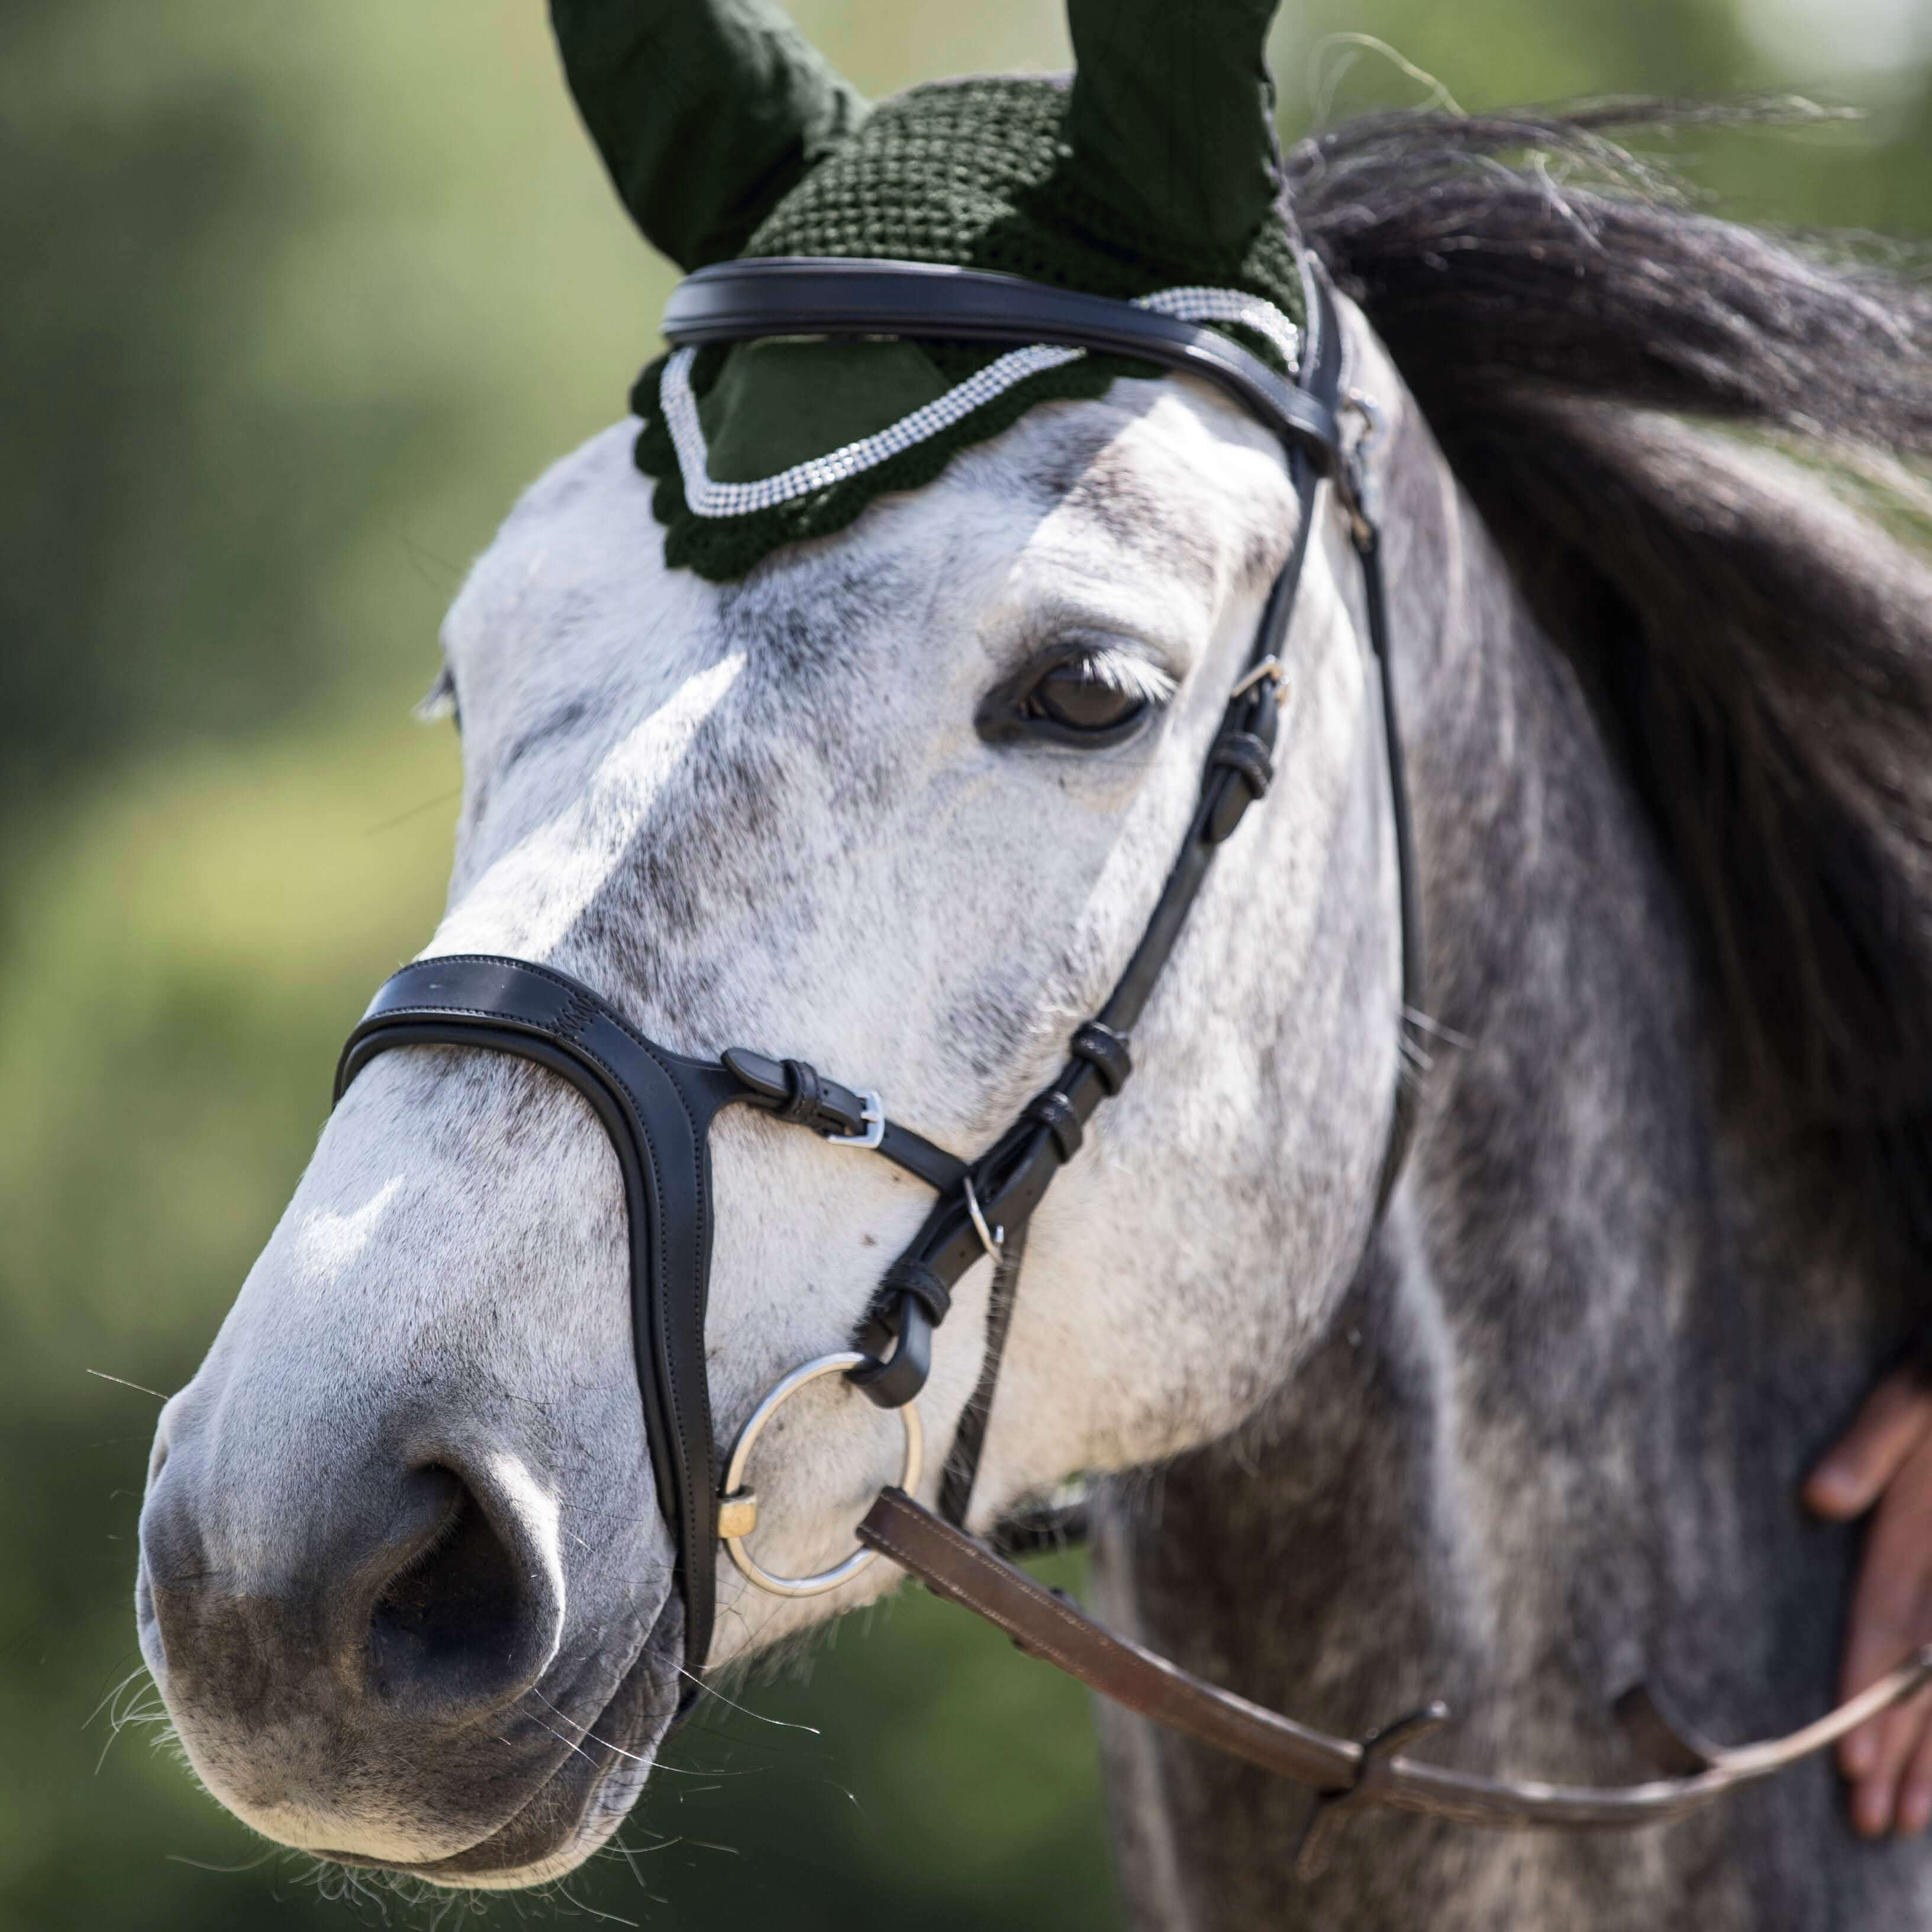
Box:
[552,0,1300,580]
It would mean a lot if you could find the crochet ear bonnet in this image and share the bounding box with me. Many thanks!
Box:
[551,0,1302,581]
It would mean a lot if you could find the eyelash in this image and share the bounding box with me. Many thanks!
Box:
[1061,645,1176,708]
[418,666,460,730]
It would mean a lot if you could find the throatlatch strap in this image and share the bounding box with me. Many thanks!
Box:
[937,1221,1030,1526]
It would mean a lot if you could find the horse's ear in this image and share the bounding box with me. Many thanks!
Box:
[1065,0,1286,259]
[549,0,867,271]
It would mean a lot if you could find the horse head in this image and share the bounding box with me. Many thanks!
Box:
[135,0,1408,1886]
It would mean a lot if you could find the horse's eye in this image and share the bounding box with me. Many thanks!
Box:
[1027,663,1147,736]
[978,649,1160,749]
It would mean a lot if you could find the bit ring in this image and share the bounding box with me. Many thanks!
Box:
[718,1351,923,1598]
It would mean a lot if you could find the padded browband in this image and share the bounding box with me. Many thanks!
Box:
[660,257,1343,469]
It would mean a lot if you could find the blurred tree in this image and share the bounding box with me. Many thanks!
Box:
[0,0,439,837]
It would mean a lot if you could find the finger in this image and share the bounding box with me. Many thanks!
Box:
[1846,1689,1932,1835]
[1841,1699,1884,1782]
[1897,1715,1932,1837]
[1836,1475,1932,1789]
[1846,1698,1920,1832]
[1840,1611,1932,1792]
[1807,1369,1932,1519]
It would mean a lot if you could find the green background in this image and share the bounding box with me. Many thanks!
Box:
[3,2,1928,1927]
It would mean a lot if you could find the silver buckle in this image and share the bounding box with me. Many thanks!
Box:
[1340,389,1386,544]
[827,1089,885,1150]
[962,1173,1004,1265]
[1230,655,1290,705]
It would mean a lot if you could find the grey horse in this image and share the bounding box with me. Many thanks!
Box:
[134,8,1932,1924]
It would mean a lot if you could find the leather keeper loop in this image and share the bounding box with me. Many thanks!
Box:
[1070,1021,1133,1096]
[1209,729,1274,800]
[848,1292,933,1409]
[1026,1090,1083,1162]
[880,1258,952,1327]
[779,1057,823,1127]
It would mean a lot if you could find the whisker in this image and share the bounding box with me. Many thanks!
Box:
[1403,1005,1473,1050]
[84,1663,151,1731]
[365,786,465,837]
[163,1850,279,1873]
[520,1711,598,1765]
[519,1688,748,1774]
[85,1369,167,1402]
[675,1665,821,1734]
[553,1881,640,1927]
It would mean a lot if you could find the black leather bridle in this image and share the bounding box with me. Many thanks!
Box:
[333,250,1421,1707]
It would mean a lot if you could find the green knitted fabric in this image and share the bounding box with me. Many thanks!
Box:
[551,0,868,272]
[632,75,1305,581]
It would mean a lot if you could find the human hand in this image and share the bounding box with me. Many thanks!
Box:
[1806,1365,1932,1836]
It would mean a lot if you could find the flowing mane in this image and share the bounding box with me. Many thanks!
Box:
[1294,105,1932,1238]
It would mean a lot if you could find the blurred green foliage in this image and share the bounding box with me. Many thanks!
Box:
[2,2,1928,1927]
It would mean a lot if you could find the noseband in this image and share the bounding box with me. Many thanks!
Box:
[333,253,1931,1837]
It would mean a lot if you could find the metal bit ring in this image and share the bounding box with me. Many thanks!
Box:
[718,1350,923,1598]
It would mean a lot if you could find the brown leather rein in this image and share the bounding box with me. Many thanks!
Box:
[857,1486,1932,1875]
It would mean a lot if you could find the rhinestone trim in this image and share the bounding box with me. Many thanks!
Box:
[661,286,1302,521]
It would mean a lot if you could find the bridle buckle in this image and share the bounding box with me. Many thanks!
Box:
[827,1089,886,1149]
[962,1173,1004,1265]
[1229,654,1291,705]
[1339,388,1386,547]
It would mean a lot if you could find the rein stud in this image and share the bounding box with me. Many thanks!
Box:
[1294,1701,1454,1880]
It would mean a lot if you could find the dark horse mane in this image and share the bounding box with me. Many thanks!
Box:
[1289,103,1932,1254]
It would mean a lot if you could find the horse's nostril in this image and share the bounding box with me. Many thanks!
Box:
[367,1466,543,1712]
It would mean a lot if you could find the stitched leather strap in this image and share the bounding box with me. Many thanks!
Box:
[936,1221,1030,1527]
[719,1045,966,1192]
[1354,517,1425,1214]
[662,257,1343,468]
[858,1486,1932,1853]
[336,954,740,1706]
